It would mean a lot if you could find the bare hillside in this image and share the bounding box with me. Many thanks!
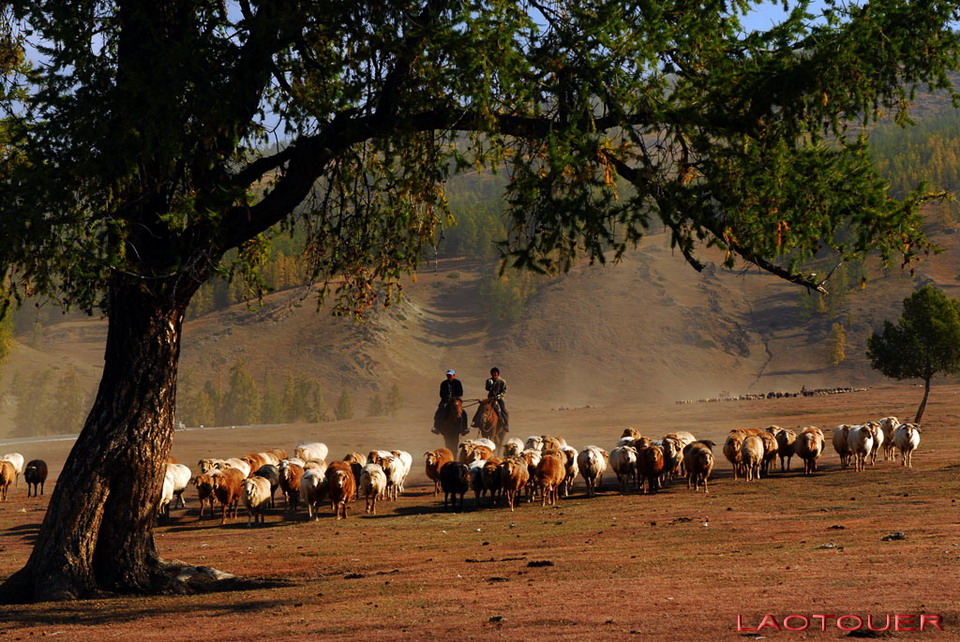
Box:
[2,223,959,437]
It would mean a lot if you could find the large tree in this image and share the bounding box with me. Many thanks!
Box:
[867,285,960,424]
[1,0,958,602]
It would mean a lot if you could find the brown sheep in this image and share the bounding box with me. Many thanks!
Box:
[279,462,305,512]
[499,458,530,512]
[241,453,268,476]
[326,461,356,520]
[683,441,715,493]
[212,468,245,524]
[266,448,288,461]
[636,444,665,494]
[723,431,746,480]
[774,428,797,472]
[795,426,825,476]
[621,427,642,440]
[758,430,778,476]
[534,452,566,506]
[424,448,454,496]
[0,461,15,501]
[191,473,217,520]
[481,457,503,507]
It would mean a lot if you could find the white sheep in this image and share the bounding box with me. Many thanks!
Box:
[878,416,900,460]
[0,454,25,487]
[577,446,608,497]
[243,476,272,526]
[295,442,329,463]
[158,469,175,520]
[846,425,874,472]
[198,458,227,474]
[740,435,765,481]
[610,445,638,492]
[165,463,193,509]
[299,468,326,520]
[865,422,884,466]
[381,455,405,501]
[894,423,921,468]
[360,463,387,515]
[221,457,251,478]
[524,435,544,451]
[832,425,853,469]
[390,450,413,495]
[502,437,524,458]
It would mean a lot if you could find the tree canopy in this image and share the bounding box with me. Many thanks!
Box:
[2,0,958,314]
[867,285,960,423]
[1,0,960,603]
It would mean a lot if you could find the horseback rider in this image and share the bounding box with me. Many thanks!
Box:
[432,369,468,435]
[484,367,509,431]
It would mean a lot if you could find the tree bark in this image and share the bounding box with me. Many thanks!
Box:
[0,274,194,602]
[914,375,932,424]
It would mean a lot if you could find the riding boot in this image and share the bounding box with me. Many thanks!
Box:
[432,405,442,434]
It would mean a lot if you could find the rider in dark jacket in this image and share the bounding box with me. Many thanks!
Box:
[433,369,467,435]
[485,367,508,431]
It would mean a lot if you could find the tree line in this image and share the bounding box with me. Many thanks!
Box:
[175,362,402,428]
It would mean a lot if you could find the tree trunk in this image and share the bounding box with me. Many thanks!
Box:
[0,274,192,602]
[914,376,932,424]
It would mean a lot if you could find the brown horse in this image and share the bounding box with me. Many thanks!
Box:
[471,399,507,453]
[436,399,466,453]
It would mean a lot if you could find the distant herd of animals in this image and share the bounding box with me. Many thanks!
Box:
[0,416,922,520]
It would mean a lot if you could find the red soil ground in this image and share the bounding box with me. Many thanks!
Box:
[0,383,958,640]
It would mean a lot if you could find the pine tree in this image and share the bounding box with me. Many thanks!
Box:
[0,303,12,365]
[367,394,385,417]
[13,369,54,437]
[53,369,89,435]
[335,390,354,421]
[192,388,216,427]
[280,372,297,423]
[386,384,402,417]
[828,323,846,366]
[202,380,221,425]
[221,361,261,426]
[259,382,283,424]
[309,384,329,423]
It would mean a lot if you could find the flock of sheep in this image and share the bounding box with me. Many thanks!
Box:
[721,416,923,481]
[0,415,923,521]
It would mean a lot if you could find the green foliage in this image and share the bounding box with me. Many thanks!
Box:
[221,361,261,426]
[310,390,329,423]
[2,1,958,323]
[260,383,283,425]
[385,384,402,417]
[871,109,960,219]
[478,267,547,322]
[797,261,864,320]
[867,285,960,381]
[281,374,322,423]
[10,367,91,437]
[828,323,846,366]
[335,390,354,421]
[367,394,385,417]
[0,302,11,365]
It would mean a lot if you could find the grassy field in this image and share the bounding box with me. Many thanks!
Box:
[1,383,958,640]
